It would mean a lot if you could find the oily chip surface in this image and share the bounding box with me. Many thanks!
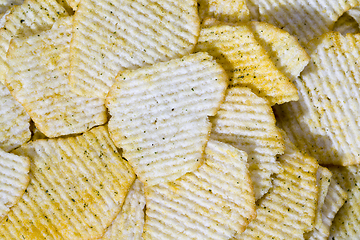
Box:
[106,52,227,186]
[6,16,107,138]
[70,0,200,98]
[143,140,255,240]
[0,126,135,239]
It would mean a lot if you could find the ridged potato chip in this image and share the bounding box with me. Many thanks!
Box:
[6,16,107,138]
[70,0,200,98]
[210,86,284,200]
[333,12,359,35]
[0,0,23,13]
[0,126,135,239]
[106,52,227,186]
[143,140,255,240]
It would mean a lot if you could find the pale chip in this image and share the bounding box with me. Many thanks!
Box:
[347,6,360,27]
[210,86,284,200]
[328,165,360,239]
[0,82,30,151]
[0,148,29,221]
[197,0,250,23]
[195,23,298,105]
[102,179,145,240]
[6,16,107,138]
[106,52,227,186]
[0,0,23,13]
[70,0,200,98]
[274,32,360,166]
[235,130,318,239]
[333,12,359,35]
[143,140,256,239]
[0,0,68,84]
[0,126,135,239]
[247,0,359,46]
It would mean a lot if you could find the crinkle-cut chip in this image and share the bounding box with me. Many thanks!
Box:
[249,21,310,81]
[235,131,318,240]
[0,0,23,13]
[313,166,332,230]
[70,0,200,98]
[143,140,256,240]
[0,148,29,222]
[66,0,79,10]
[247,0,359,47]
[0,82,30,152]
[245,0,259,20]
[197,0,250,23]
[333,13,359,35]
[195,23,298,105]
[102,179,145,240]
[274,32,360,166]
[6,16,107,138]
[0,0,68,84]
[210,86,284,200]
[305,178,347,240]
[106,52,227,186]
[348,6,360,27]
[327,165,360,239]
[0,126,135,240]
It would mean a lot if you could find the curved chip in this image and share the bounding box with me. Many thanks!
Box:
[235,131,318,239]
[0,148,29,222]
[195,23,298,105]
[274,32,360,166]
[70,0,200,98]
[347,6,360,27]
[106,52,227,186]
[102,179,145,240]
[6,16,107,138]
[210,87,284,200]
[0,126,135,239]
[0,0,23,13]
[333,12,359,35]
[143,140,256,240]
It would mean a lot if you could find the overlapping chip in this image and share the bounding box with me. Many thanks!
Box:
[5,16,107,138]
[143,140,256,239]
[0,0,68,83]
[333,13,359,35]
[0,0,23,13]
[274,32,360,166]
[0,148,29,222]
[106,52,227,186]
[69,0,200,98]
[210,86,284,200]
[195,23,298,105]
[0,126,135,239]
[236,131,318,239]
[102,179,145,240]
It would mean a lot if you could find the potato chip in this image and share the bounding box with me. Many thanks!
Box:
[106,52,227,186]
[236,131,318,239]
[66,0,79,10]
[143,140,256,239]
[328,165,360,239]
[29,121,47,141]
[69,0,200,98]
[333,12,359,35]
[0,0,68,84]
[6,16,107,138]
[348,6,360,27]
[0,0,23,13]
[0,82,30,151]
[195,23,298,105]
[305,178,347,240]
[197,0,250,23]
[247,0,359,46]
[0,148,29,221]
[0,126,135,239]
[274,32,360,166]
[102,179,145,240]
[210,86,284,200]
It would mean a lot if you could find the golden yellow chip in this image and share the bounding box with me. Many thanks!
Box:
[6,16,107,138]
[0,148,29,221]
[333,12,359,35]
[236,131,318,239]
[70,0,200,98]
[0,0,68,84]
[102,179,145,240]
[314,166,332,229]
[143,140,255,239]
[106,52,227,186]
[274,32,360,166]
[0,126,135,239]
[195,23,298,105]
[210,86,284,200]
